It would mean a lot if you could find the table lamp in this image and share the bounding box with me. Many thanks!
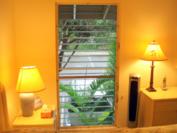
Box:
[16,66,45,116]
[141,41,167,92]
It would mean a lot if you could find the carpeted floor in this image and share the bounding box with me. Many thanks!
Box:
[2,124,177,133]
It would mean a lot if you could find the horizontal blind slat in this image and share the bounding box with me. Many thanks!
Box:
[59,75,114,79]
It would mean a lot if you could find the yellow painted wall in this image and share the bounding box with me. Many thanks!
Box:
[0,0,19,127]
[14,0,57,106]
[13,0,177,127]
[119,0,177,126]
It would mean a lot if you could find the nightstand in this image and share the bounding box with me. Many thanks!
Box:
[13,108,55,128]
[138,87,177,127]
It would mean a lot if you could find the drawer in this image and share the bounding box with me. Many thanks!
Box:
[154,100,177,111]
[153,110,177,126]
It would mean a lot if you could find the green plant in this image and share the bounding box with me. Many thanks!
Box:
[60,40,116,125]
[59,19,116,125]
[60,83,112,125]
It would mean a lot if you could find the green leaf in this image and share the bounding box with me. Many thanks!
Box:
[60,84,89,106]
[61,103,79,113]
[98,111,111,123]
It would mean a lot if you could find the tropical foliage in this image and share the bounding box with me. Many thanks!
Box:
[60,40,116,125]
[59,19,116,125]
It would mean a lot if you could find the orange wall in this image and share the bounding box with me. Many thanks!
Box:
[0,0,19,126]
[13,0,177,127]
[119,0,177,126]
[14,0,57,106]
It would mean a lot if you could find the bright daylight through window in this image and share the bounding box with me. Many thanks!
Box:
[58,5,117,127]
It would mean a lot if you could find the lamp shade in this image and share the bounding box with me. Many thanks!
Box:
[142,41,167,61]
[16,66,45,93]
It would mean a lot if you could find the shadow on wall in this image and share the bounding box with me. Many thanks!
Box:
[0,83,9,132]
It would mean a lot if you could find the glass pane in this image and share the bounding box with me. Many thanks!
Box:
[58,5,117,127]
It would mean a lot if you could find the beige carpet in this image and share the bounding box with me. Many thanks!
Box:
[2,124,177,133]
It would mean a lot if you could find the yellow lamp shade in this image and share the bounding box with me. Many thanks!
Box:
[142,41,167,61]
[16,66,45,93]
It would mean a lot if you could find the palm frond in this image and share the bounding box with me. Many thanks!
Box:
[60,84,89,106]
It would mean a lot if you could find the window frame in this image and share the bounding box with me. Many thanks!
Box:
[55,1,120,132]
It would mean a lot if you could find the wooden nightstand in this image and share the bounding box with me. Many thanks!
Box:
[138,87,177,127]
[13,108,55,128]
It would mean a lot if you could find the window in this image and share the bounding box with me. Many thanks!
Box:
[58,5,118,127]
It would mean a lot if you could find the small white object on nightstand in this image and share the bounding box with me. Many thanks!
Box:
[162,76,167,91]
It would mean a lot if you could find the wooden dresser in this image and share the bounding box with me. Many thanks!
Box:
[138,87,177,127]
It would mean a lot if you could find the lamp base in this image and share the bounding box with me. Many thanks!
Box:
[20,93,34,117]
[146,87,156,92]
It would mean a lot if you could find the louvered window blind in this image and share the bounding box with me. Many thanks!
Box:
[58,5,117,127]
